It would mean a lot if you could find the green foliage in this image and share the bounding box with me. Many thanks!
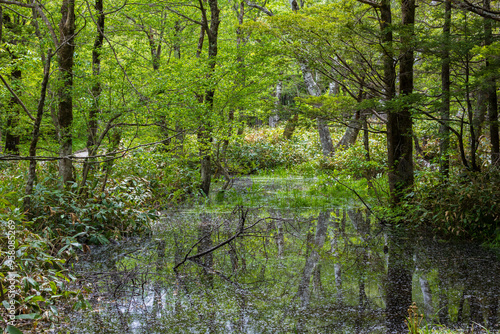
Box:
[408,170,500,244]
[112,148,200,205]
[0,206,88,328]
[225,127,321,174]
[320,140,387,178]
[26,178,155,244]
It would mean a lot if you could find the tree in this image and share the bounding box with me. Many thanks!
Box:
[57,0,76,185]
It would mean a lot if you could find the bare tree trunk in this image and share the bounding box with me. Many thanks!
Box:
[24,51,52,214]
[440,0,451,177]
[58,0,76,185]
[388,0,414,203]
[82,0,105,189]
[466,47,479,171]
[197,0,220,197]
[335,111,366,151]
[3,13,21,155]
[300,64,334,156]
[318,118,334,156]
[4,67,21,155]
[283,113,299,140]
[269,80,282,127]
[222,1,246,159]
[484,0,500,166]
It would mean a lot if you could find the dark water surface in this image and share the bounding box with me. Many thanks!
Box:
[67,207,500,333]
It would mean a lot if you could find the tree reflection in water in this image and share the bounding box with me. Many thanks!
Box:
[69,207,500,333]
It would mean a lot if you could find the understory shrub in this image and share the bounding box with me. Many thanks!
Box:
[1,199,88,331]
[320,139,387,178]
[225,127,321,174]
[27,178,156,245]
[409,169,500,243]
[112,148,200,204]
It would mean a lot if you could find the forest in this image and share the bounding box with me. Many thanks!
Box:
[0,0,499,333]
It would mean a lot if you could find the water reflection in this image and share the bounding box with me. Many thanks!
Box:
[67,208,500,333]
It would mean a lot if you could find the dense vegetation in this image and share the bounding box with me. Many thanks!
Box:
[0,0,499,332]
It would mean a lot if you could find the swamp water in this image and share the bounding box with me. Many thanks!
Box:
[66,178,500,333]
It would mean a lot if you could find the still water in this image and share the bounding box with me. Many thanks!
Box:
[67,206,500,333]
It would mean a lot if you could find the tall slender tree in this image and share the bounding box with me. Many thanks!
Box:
[57,0,76,185]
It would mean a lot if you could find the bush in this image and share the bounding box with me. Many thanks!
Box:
[320,139,387,178]
[26,178,155,245]
[409,169,500,243]
[225,127,321,174]
[0,201,88,330]
[112,148,200,205]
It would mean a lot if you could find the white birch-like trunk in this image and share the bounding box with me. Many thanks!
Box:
[269,81,282,127]
[300,64,334,156]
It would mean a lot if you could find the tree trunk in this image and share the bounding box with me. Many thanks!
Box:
[197,0,220,197]
[269,80,282,127]
[300,63,334,156]
[439,0,451,177]
[484,0,500,166]
[318,118,334,156]
[388,0,414,203]
[4,68,21,155]
[3,13,21,155]
[335,110,367,151]
[58,0,76,185]
[465,39,479,171]
[24,51,52,214]
[82,0,105,189]
[380,0,399,203]
[282,113,298,140]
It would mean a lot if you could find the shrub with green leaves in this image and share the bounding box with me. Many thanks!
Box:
[408,169,500,244]
[26,178,155,245]
[225,127,321,174]
[0,207,88,331]
[112,148,200,205]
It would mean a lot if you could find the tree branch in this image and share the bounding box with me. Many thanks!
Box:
[0,0,34,8]
[34,0,59,46]
[244,0,274,16]
[0,73,35,121]
[451,0,500,20]
[357,0,381,8]
[174,208,250,272]
[163,5,204,26]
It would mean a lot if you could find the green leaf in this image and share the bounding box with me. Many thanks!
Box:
[6,325,23,334]
[2,300,11,310]
[50,281,57,294]
[24,295,45,303]
[15,313,40,320]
